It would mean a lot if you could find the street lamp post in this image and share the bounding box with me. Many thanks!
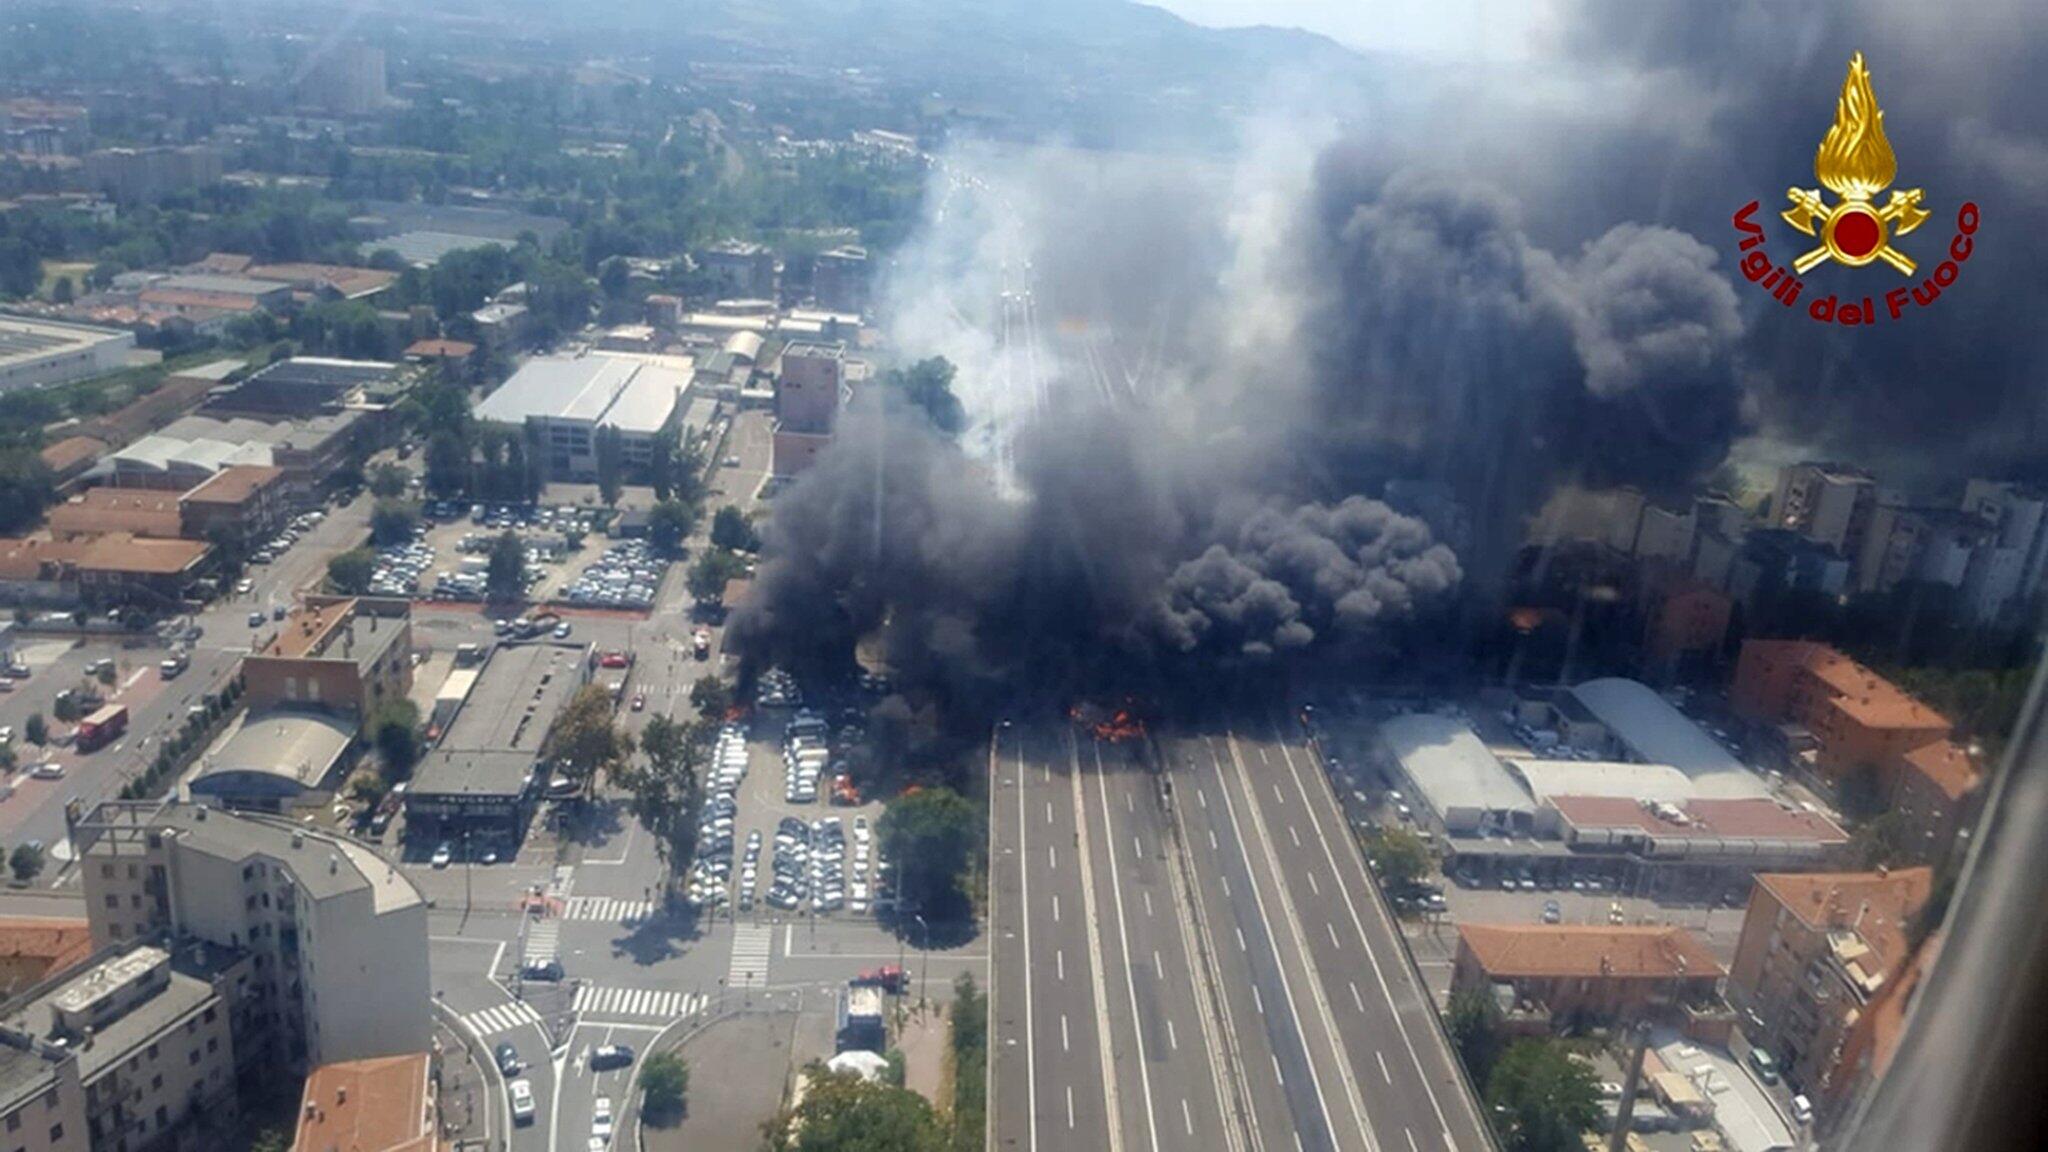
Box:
[913,913,930,1009]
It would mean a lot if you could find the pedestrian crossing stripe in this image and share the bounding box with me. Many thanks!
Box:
[728,923,773,989]
[572,986,707,1020]
[459,1000,544,1038]
[563,897,655,923]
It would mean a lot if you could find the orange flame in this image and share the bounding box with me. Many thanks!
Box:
[1070,700,1147,743]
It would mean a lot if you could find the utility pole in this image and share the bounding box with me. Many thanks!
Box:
[1607,1019,1653,1152]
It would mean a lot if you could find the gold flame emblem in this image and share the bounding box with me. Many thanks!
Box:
[1781,53,1928,275]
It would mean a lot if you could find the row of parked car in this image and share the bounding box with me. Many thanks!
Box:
[249,508,325,566]
[756,667,802,708]
[366,526,435,599]
[562,539,667,610]
[684,723,750,910]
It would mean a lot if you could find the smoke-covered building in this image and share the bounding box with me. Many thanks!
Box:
[772,341,847,478]
[697,240,776,297]
[810,245,869,314]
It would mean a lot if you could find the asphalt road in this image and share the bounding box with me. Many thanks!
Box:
[1174,717,1494,1152]
[995,716,1494,1152]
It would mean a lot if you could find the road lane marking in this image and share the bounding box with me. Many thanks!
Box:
[1134,834,1144,861]
[1274,783,1284,803]
[1327,923,1341,949]
[1127,792,1135,813]
[1288,825,1301,847]
[1183,1098,1194,1136]
[1167,1020,1178,1050]
[1048,801,1054,824]
[1269,718,1473,1150]
[1307,872,1320,896]
[1090,737,1161,1152]
[1349,982,1365,1012]
[1017,744,1041,1152]
[1252,986,1264,1014]
[1406,1129,1419,1152]
[1143,891,1153,917]
[1377,1051,1392,1084]
[1272,1055,1284,1087]
[1197,788,1207,809]
[1050,845,1057,871]
[1067,1085,1075,1129]
[1072,733,1133,1152]
[1209,829,1219,850]
[1153,950,1163,980]
[1052,894,1060,922]
[1062,1014,1071,1052]
[1057,949,1065,981]
[1235,927,1246,951]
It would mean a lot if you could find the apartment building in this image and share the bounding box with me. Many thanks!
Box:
[1451,924,1725,1031]
[1727,868,1933,1106]
[0,940,242,1152]
[72,802,429,1072]
[240,597,413,720]
[1730,640,1953,784]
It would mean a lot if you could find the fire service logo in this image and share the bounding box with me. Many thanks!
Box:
[1731,52,1978,326]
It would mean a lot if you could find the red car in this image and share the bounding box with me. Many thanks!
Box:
[599,651,631,669]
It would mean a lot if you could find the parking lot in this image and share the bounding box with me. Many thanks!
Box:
[682,677,893,926]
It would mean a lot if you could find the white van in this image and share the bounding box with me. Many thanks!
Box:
[509,1079,535,1124]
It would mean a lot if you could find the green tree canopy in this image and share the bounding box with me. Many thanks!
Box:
[369,499,419,546]
[689,676,732,718]
[687,547,748,604]
[883,356,966,435]
[1369,826,1432,893]
[640,1052,690,1127]
[546,684,635,796]
[486,531,525,602]
[327,548,376,594]
[1486,1040,1602,1152]
[370,700,422,780]
[1447,986,1505,1085]
[878,786,981,924]
[648,499,694,553]
[766,1071,947,1152]
[369,463,410,499]
[595,425,624,507]
[711,505,761,553]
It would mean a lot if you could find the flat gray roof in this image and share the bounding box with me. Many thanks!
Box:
[1568,679,1766,799]
[1,943,223,1084]
[1380,713,1536,821]
[440,642,585,753]
[476,353,688,432]
[410,748,536,801]
[149,803,420,911]
[0,314,130,361]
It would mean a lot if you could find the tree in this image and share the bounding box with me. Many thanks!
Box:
[598,256,632,299]
[50,275,73,304]
[370,700,422,780]
[689,676,732,718]
[0,450,56,534]
[1486,1040,1602,1152]
[370,499,419,546]
[546,684,635,797]
[711,505,760,553]
[23,713,46,746]
[486,530,526,602]
[646,499,693,553]
[884,356,966,435]
[424,429,470,497]
[640,1052,690,1126]
[878,787,981,924]
[1447,987,1505,1085]
[617,713,705,880]
[688,548,747,604]
[765,1071,946,1152]
[327,548,376,594]
[649,432,676,501]
[595,425,623,507]
[1848,810,1910,868]
[1370,826,1432,894]
[9,843,44,884]
[369,463,410,499]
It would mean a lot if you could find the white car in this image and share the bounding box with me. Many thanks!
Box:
[509,1079,535,1124]
[430,843,453,868]
[30,762,65,780]
[591,1096,614,1142]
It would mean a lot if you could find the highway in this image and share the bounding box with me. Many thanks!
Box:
[993,715,1493,1152]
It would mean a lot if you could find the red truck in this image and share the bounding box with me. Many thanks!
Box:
[76,704,128,753]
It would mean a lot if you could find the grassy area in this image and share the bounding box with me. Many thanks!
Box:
[948,974,987,1151]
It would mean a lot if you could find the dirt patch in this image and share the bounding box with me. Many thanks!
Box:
[642,1012,800,1152]
[895,1002,949,1106]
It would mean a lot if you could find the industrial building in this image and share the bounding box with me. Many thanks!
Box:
[475,352,691,482]
[73,800,432,1071]
[0,315,134,393]
[1376,713,1535,835]
[406,642,590,848]
[1551,678,1768,798]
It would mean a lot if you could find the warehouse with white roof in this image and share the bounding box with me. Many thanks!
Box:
[1566,678,1767,798]
[1377,713,1536,835]
[475,351,692,482]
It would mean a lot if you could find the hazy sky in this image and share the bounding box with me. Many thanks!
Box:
[1145,0,1555,61]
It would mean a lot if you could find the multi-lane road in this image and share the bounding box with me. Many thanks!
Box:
[992,716,1491,1152]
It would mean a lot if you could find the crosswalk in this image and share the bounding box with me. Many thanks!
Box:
[522,919,561,969]
[573,985,707,1021]
[563,897,655,923]
[460,999,543,1039]
[728,923,773,988]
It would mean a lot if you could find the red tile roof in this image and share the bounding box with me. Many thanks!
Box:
[1459,924,1725,980]
[293,1052,442,1152]
[1754,867,1933,976]
[404,338,477,359]
[38,435,109,476]
[181,464,284,506]
[1897,739,1979,802]
[0,916,94,991]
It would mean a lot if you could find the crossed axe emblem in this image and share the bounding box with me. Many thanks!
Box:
[1781,187,1929,276]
